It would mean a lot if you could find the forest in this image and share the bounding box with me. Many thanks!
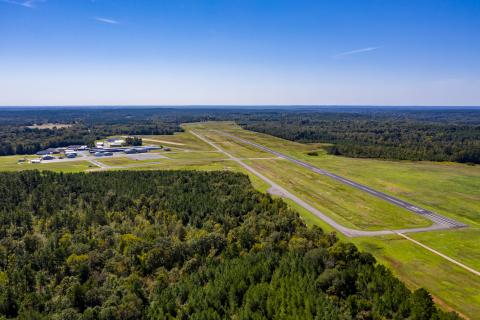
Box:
[237,109,480,164]
[0,170,459,319]
[1,107,479,163]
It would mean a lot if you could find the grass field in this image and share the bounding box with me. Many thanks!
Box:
[244,158,431,230]
[352,235,480,318]
[0,155,95,172]
[164,151,227,160]
[196,128,273,158]
[139,131,215,151]
[95,157,165,166]
[410,228,480,271]
[106,158,246,175]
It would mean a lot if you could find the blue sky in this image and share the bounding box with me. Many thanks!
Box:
[1,0,479,106]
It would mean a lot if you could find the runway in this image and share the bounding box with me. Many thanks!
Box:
[217,130,467,230]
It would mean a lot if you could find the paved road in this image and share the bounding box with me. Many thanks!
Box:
[190,130,466,237]
[216,130,467,231]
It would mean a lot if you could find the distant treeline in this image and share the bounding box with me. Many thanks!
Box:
[0,170,459,319]
[1,107,479,163]
[237,110,480,163]
[0,109,183,155]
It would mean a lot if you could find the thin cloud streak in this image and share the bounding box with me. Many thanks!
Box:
[0,0,44,8]
[94,17,119,24]
[334,47,379,58]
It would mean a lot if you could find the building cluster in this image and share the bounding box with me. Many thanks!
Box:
[34,145,87,162]
[29,139,162,164]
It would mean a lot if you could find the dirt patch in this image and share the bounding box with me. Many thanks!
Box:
[27,123,72,129]
[432,296,469,319]
[267,187,286,197]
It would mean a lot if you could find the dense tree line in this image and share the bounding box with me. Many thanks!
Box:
[0,170,459,319]
[238,110,480,163]
[125,136,143,146]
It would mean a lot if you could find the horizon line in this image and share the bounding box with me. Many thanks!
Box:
[1,104,479,109]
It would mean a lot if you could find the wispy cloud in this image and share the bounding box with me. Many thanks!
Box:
[94,17,119,25]
[334,47,379,58]
[0,0,44,8]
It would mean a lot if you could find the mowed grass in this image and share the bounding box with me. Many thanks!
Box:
[352,235,480,318]
[139,131,215,151]
[0,156,94,172]
[165,151,226,160]
[198,129,272,158]
[302,157,480,227]
[95,157,165,166]
[107,158,242,174]
[410,228,480,271]
[244,158,431,230]
[193,121,329,156]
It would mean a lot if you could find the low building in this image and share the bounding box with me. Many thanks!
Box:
[124,148,138,154]
[66,145,85,151]
[106,138,125,147]
[30,159,41,164]
[36,148,60,155]
[135,147,149,153]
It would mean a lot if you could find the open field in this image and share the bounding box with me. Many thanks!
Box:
[244,158,431,230]
[195,128,273,158]
[164,151,227,160]
[352,235,480,318]
[95,156,164,166]
[26,123,73,129]
[410,228,480,271]
[0,155,94,172]
[1,121,479,318]
[103,158,246,176]
[138,131,215,151]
